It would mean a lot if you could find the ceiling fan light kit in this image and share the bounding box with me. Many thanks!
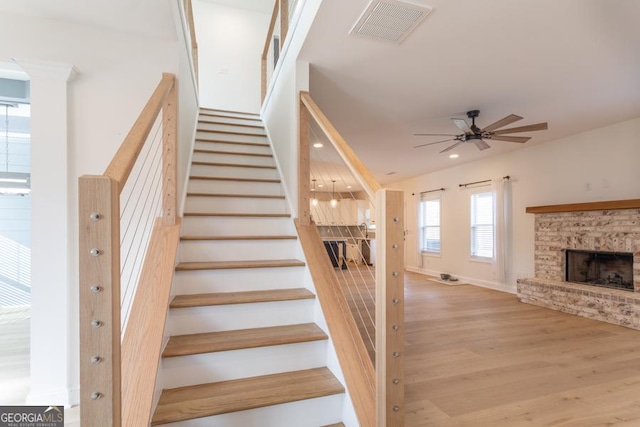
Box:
[414,109,548,153]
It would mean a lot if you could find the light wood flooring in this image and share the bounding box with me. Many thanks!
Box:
[5,273,640,426]
[403,271,640,426]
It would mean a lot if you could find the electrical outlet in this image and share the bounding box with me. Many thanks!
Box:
[585,182,591,191]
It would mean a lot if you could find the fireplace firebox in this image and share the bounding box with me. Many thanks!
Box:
[565,249,634,291]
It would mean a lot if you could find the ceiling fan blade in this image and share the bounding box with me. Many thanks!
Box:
[451,118,472,133]
[440,140,465,153]
[490,135,531,143]
[413,138,456,149]
[482,114,523,132]
[492,122,548,135]
[413,133,459,136]
[474,139,491,151]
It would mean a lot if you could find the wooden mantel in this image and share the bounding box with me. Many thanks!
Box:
[526,198,640,214]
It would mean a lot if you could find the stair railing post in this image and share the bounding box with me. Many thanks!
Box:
[298,94,311,225]
[162,76,178,225]
[78,175,122,427]
[375,188,405,426]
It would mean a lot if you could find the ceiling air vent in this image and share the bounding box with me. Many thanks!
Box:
[349,0,432,44]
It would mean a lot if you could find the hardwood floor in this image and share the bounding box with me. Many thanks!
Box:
[6,273,640,426]
[404,271,640,426]
[0,307,80,426]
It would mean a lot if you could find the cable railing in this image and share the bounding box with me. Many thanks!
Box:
[261,0,289,103]
[78,73,181,427]
[298,91,405,426]
[183,0,199,85]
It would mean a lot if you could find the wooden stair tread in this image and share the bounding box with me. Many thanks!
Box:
[170,288,315,309]
[187,192,284,199]
[199,112,262,122]
[194,148,272,157]
[192,161,276,169]
[198,120,264,129]
[181,235,297,241]
[176,259,305,271]
[197,128,267,137]
[163,323,326,357]
[196,138,269,147]
[151,367,344,425]
[183,212,290,218]
[200,107,260,116]
[189,176,281,183]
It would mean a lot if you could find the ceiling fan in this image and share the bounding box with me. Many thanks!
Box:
[413,110,548,153]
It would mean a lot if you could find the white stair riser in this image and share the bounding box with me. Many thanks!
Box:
[174,267,305,294]
[162,341,327,388]
[197,122,265,135]
[189,164,279,180]
[187,179,282,195]
[196,131,267,144]
[160,394,344,427]
[169,299,315,335]
[198,116,262,126]
[194,141,271,155]
[185,196,288,214]
[178,239,299,262]
[199,111,260,120]
[181,216,294,236]
[192,151,274,167]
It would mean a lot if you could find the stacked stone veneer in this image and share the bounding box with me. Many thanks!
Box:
[517,208,640,330]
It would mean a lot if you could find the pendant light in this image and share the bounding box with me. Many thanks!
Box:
[311,179,318,206]
[330,180,338,207]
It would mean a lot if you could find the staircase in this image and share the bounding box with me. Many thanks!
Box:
[152,108,346,426]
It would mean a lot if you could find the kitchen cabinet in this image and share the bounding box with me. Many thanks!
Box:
[311,199,360,225]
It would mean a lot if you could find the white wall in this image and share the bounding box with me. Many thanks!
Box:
[262,0,322,218]
[393,117,640,293]
[193,1,270,112]
[0,11,179,406]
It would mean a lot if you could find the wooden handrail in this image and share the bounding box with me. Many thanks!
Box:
[79,72,179,426]
[261,0,279,103]
[104,73,175,189]
[261,0,289,103]
[299,92,382,200]
[295,220,376,427]
[184,0,199,85]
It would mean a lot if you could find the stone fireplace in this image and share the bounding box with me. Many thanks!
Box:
[517,200,640,329]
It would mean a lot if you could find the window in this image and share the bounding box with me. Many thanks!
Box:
[419,195,440,254]
[470,191,494,259]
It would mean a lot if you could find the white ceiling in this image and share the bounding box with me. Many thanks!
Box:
[300,0,640,185]
[0,0,176,40]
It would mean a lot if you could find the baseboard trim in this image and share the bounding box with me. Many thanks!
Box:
[405,266,516,294]
[26,385,79,407]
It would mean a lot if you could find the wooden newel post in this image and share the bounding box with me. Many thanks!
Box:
[375,189,405,426]
[79,176,122,427]
[298,94,311,225]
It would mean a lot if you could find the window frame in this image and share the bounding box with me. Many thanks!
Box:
[470,190,494,261]
[419,194,441,256]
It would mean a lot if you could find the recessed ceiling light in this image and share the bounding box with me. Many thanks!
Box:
[449,154,459,159]
[347,185,352,189]
[318,184,324,188]
[387,171,396,175]
[313,142,323,148]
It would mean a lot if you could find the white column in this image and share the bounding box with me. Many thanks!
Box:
[14,59,78,406]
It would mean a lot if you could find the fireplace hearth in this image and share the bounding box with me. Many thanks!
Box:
[565,249,634,291]
[518,200,640,330]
